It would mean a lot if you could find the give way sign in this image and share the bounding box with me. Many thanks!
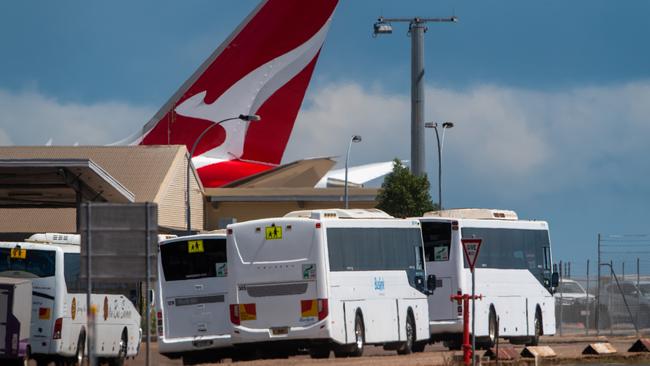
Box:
[461,238,483,271]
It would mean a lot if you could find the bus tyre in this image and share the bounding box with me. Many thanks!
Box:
[526,309,542,346]
[108,330,128,366]
[350,313,365,357]
[336,313,365,358]
[487,306,497,348]
[73,332,85,366]
[397,312,416,355]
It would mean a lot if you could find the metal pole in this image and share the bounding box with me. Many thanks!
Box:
[596,233,601,335]
[410,20,426,176]
[471,269,476,366]
[145,203,151,366]
[344,138,353,209]
[585,259,590,336]
[559,260,563,336]
[86,204,95,366]
[609,259,613,336]
[186,116,242,234]
[434,126,442,208]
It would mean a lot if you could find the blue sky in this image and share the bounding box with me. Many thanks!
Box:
[1,0,649,274]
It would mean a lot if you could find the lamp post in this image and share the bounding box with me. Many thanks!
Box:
[373,15,457,177]
[186,114,261,234]
[344,135,362,209]
[424,121,454,209]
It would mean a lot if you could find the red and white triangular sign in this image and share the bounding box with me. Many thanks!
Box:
[461,238,483,271]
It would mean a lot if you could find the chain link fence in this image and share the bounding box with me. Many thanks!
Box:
[555,233,650,336]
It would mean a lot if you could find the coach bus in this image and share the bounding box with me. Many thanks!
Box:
[418,209,558,349]
[0,233,141,366]
[156,232,231,365]
[227,209,435,359]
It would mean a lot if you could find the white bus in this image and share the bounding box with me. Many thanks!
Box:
[227,209,435,359]
[156,232,231,365]
[418,209,559,349]
[0,233,141,366]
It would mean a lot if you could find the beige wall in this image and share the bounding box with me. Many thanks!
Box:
[205,200,377,230]
[156,155,203,231]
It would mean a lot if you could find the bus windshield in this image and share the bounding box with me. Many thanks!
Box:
[461,227,550,284]
[160,238,226,282]
[0,247,56,278]
[421,222,452,261]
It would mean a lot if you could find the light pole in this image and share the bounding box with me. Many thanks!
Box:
[186,114,261,234]
[344,135,362,209]
[424,121,454,210]
[373,15,457,177]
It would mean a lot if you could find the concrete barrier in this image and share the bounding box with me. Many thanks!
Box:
[582,342,617,355]
[484,346,520,361]
[629,338,650,352]
[520,346,556,358]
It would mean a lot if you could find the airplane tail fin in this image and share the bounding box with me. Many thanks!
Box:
[131,0,338,186]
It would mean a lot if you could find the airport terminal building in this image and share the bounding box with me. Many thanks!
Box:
[0,146,379,238]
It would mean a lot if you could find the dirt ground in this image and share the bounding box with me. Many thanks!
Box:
[121,335,650,366]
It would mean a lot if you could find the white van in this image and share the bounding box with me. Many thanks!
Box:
[156,232,231,365]
[0,234,141,366]
[227,209,434,359]
[418,209,558,349]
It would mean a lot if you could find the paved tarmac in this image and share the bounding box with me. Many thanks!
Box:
[116,334,650,366]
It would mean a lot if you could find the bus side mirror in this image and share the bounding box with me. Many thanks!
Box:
[427,274,437,294]
[551,272,559,288]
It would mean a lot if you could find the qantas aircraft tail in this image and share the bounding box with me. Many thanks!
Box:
[128,0,338,187]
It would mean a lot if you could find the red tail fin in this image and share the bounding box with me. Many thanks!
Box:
[133,0,338,187]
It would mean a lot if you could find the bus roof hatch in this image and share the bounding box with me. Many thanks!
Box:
[285,209,394,220]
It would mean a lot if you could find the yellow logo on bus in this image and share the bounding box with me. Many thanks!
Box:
[188,240,204,253]
[265,226,282,240]
[71,297,77,320]
[10,248,26,259]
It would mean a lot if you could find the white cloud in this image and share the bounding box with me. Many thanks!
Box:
[286,80,650,199]
[0,89,153,146]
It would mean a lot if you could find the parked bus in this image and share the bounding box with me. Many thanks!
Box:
[156,232,231,365]
[0,233,141,366]
[418,209,558,349]
[227,209,435,359]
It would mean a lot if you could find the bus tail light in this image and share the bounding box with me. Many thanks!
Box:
[52,318,63,339]
[157,311,163,336]
[230,304,240,325]
[317,298,328,320]
[451,221,459,231]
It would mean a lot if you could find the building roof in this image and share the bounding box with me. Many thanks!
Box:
[0,146,193,201]
[0,146,203,233]
[224,157,336,188]
[0,158,134,208]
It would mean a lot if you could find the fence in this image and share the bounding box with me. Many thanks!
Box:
[555,233,650,336]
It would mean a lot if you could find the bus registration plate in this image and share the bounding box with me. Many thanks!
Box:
[271,327,289,335]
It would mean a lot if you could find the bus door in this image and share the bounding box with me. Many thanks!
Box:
[230,221,321,333]
[159,238,229,339]
[421,221,456,321]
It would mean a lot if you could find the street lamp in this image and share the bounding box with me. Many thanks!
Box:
[186,114,261,234]
[344,135,362,209]
[373,15,457,177]
[424,121,454,210]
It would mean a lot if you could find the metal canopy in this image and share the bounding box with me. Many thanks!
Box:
[0,159,134,208]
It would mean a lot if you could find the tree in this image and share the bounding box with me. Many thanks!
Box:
[376,159,438,218]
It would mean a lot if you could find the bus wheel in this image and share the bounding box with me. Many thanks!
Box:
[350,313,365,357]
[73,331,86,366]
[487,306,497,348]
[108,330,128,366]
[397,312,416,355]
[526,309,542,346]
